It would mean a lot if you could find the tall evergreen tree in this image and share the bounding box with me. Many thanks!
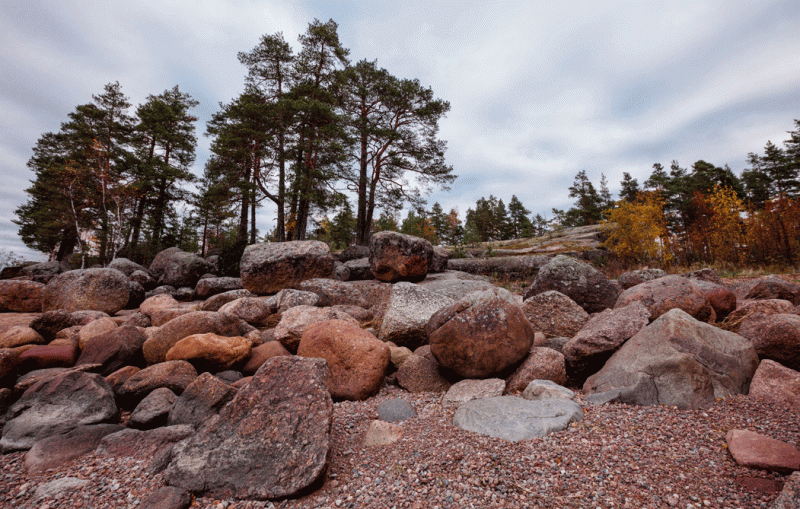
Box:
[507,195,533,239]
[565,170,602,226]
[619,172,640,202]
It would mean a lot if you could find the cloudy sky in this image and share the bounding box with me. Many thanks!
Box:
[2,0,799,260]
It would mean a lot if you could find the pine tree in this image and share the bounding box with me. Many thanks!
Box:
[619,172,640,202]
[507,195,533,239]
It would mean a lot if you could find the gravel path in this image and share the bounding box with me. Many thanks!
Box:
[1,384,796,509]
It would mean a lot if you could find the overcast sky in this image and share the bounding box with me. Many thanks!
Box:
[2,0,799,260]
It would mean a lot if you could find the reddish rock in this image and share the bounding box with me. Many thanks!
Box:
[427,287,534,379]
[274,288,320,312]
[117,360,198,408]
[362,420,403,447]
[369,231,433,283]
[616,269,667,290]
[104,365,140,394]
[772,471,800,508]
[297,278,390,309]
[198,289,256,312]
[140,293,181,318]
[96,424,195,461]
[0,326,45,348]
[725,299,795,331]
[240,240,335,295]
[739,313,800,370]
[395,354,451,393]
[693,280,737,321]
[0,280,44,312]
[139,486,192,509]
[167,372,238,428]
[0,348,21,387]
[163,356,333,500]
[195,277,242,298]
[274,305,358,353]
[505,347,568,393]
[524,255,620,313]
[242,341,291,375]
[24,423,124,473]
[165,333,252,372]
[741,276,800,305]
[298,319,389,400]
[30,310,77,342]
[443,378,505,407]
[749,359,800,411]
[18,343,79,371]
[329,304,373,323]
[42,268,130,315]
[726,429,800,472]
[614,275,712,322]
[521,290,590,338]
[218,297,276,326]
[77,317,118,350]
[76,325,147,376]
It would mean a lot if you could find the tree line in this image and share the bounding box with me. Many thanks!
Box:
[15,19,454,267]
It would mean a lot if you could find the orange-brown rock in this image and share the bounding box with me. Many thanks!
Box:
[77,317,118,350]
[368,231,433,283]
[0,280,44,313]
[506,347,568,393]
[242,341,291,375]
[165,333,252,372]
[0,326,45,349]
[274,305,358,353]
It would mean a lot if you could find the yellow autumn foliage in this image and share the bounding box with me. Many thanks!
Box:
[601,193,673,264]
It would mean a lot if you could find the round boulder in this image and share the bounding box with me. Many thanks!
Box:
[42,268,130,315]
[369,231,433,283]
[614,275,712,322]
[523,255,619,313]
[165,333,253,372]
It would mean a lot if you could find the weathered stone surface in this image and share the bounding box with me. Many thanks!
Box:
[130,269,157,290]
[523,255,619,313]
[368,231,433,283]
[274,305,358,353]
[772,471,800,509]
[741,276,800,305]
[614,275,712,322]
[128,387,178,429]
[0,348,21,387]
[522,380,576,401]
[30,309,77,341]
[42,268,130,315]
[726,429,800,472]
[163,356,333,500]
[562,301,650,377]
[584,308,760,409]
[109,257,150,277]
[428,287,534,379]
[377,398,416,423]
[18,342,79,371]
[24,423,124,473]
[240,241,335,295]
[739,313,800,371]
[453,396,584,441]
[749,359,800,411]
[362,420,403,447]
[198,289,256,312]
[117,360,198,408]
[521,290,590,338]
[150,248,212,288]
[388,344,413,370]
[139,486,193,509]
[70,309,111,325]
[218,297,276,326]
[142,311,254,364]
[145,285,177,300]
[150,307,196,327]
[275,288,320,312]
[725,299,795,331]
[1,371,118,452]
[19,261,65,284]
[140,293,181,317]
[379,282,454,349]
[616,268,667,290]
[395,354,451,393]
[330,304,373,323]
[242,341,291,375]
[105,365,140,394]
[77,316,118,350]
[446,254,550,280]
[693,280,737,321]
[126,280,147,310]
[443,378,505,407]
[298,319,389,400]
[31,477,88,502]
[167,372,238,428]
[685,267,722,284]
[417,277,496,301]
[195,277,243,298]
[344,258,372,280]
[96,424,195,461]
[0,280,44,312]
[505,347,567,393]
[76,325,147,376]
[0,326,44,348]
[165,333,252,372]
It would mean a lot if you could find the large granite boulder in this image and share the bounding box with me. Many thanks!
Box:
[108,258,150,278]
[30,310,76,341]
[738,313,800,370]
[149,248,212,288]
[584,308,759,409]
[379,282,454,350]
[42,268,130,315]
[297,279,390,308]
[195,277,243,298]
[521,290,590,338]
[163,356,333,500]
[0,280,44,312]
[724,299,795,332]
[427,287,534,379]
[297,319,389,400]
[740,276,800,305]
[692,280,737,321]
[616,268,667,290]
[0,326,45,348]
[128,387,178,430]
[167,372,238,428]
[1,371,118,452]
[198,289,256,312]
[614,275,712,322]
[523,255,619,313]
[19,261,65,284]
[453,396,584,441]
[24,423,124,474]
[142,311,254,364]
[395,353,451,393]
[273,305,358,352]
[218,297,276,326]
[75,325,147,376]
[240,241,335,295]
[369,231,433,283]
[117,360,198,408]
[749,359,800,411]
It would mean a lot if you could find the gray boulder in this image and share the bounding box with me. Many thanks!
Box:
[523,255,619,313]
[43,268,130,315]
[240,241,335,295]
[453,396,583,441]
[128,387,178,429]
[108,258,150,277]
[168,372,238,428]
[614,275,712,322]
[195,277,243,298]
[379,282,454,349]
[150,249,212,288]
[343,258,373,281]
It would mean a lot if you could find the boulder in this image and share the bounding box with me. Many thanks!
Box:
[369,231,433,283]
[274,288,320,312]
[738,313,800,370]
[523,255,619,313]
[30,477,88,502]
[117,360,198,408]
[139,486,193,509]
[522,380,576,401]
[362,420,403,447]
[379,282,454,349]
[584,309,760,409]
[42,268,130,315]
[693,280,737,321]
[749,359,800,411]
[443,378,505,407]
[772,471,800,509]
[76,325,147,376]
[30,309,77,341]
[0,280,44,312]
[505,347,568,393]
[198,288,256,312]
[741,276,800,305]
[416,277,496,301]
[165,333,252,372]
[273,305,358,352]
[453,396,584,441]
[616,268,667,290]
[150,307,196,327]
[429,247,449,273]
[105,365,140,394]
[130,269,157,290]
[108,257,150,277]
[0,348,21,387]
[18,343,79,371]
[521,290,590,338]
[614,275,712,322]
[330,304,373,323]
[333,261,350,281]
[297,319,389,400]
[163,356,333,500]
[70,309,111,325]
[96,424,195,461]
[562,301,650,378]
[447,254,550,280]
[724,299,795,332]
[77,316,118,350]
[24,423,124,473]
[140,293,181,317]
[218,297,276,326]
[126,280,146,309]
[240,240,335,295]
[142,311,254,364]
[388,343,413,370]
[344,258,372,281]
[376,399,416,423]
[128,387,178,429]
[0,326,45,348]
[1,370,118,452]
[684,267,722,284]
[297,278,390,308]
[195,277,243,298]
[19,261,64,284]
[150,248,212,288]
[427,287,534,379]
[395,354,451,393]
[337,244,370,262]
[167,371,238,428]
[145,285,177,300]
[726,429,800,472]
[242,341,292,375]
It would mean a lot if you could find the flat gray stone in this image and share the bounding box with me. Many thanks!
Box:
[453,395,583,441]
[377,399,416,423]
[32,477,89,502]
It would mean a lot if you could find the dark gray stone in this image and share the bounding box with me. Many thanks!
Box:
[377,398,417,423]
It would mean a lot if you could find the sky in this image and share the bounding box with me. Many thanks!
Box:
[2,0,799,261]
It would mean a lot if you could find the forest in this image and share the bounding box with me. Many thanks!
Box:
[12,18,800,272]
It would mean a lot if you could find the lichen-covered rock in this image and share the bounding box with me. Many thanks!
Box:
[369,231,433,283]
[150,248,212,288]
[0,280,44,312]
[43,268,130,315]
[614,275,712,322]
[521,290,589,338]
[240,241,335,295]
[379,282,454,350]
[523,255,619,313]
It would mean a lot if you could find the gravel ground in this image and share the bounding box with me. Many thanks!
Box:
[1,384,796,509]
